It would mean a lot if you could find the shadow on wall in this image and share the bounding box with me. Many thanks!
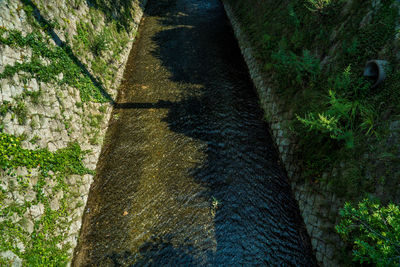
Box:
[70,0,317,264]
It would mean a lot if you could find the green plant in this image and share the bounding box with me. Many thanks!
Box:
[0,132,92,265]
[297,65,377,149]
[25,89,42,105]
[336,198,400,266]
[14,101,28,125]
[29,135,40,144]
[89,114,103,128]
[297,90,356,148]
[99,105,107,113]
[90,31,109,56]
[271,48,320,94]
[0,28,109,102]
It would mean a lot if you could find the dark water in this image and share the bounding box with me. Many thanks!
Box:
[73,0,316,265]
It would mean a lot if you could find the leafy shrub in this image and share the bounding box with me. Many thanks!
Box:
[297,90,355,148]
[336,198,400,266]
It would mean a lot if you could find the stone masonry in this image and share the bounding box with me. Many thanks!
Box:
[0,0,147,265]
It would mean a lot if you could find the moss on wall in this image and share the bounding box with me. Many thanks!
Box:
[0,0,146,264]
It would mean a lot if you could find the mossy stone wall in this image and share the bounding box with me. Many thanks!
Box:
[0,0,147,265]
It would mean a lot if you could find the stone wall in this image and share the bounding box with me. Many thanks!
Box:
[0,0,146,265]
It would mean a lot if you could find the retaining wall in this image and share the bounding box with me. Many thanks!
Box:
[0,0,146,265]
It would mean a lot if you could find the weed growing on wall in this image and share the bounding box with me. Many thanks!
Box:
[0,0,141,264]
[227,0,400,263]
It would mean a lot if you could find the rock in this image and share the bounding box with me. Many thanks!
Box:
[50,191,63,211]
[0,251,22,267]
[21,218,34,234]
[29,203,44,219]
[24,191,36,202]
[1,82,12,102]
[69,221,81,235]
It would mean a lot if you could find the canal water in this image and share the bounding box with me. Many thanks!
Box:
[73,0,316,265]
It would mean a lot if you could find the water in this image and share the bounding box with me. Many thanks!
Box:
[73,0,316,265]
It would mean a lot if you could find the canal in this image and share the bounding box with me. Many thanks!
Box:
[73,0,316,265]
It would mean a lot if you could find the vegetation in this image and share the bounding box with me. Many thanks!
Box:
[226,0,400,194]
[0,28,109,103]
[88,0,138,32]
[0,132,92,265]
[227,0,400,263]
[0,0,140,265]
[336,199,400,266]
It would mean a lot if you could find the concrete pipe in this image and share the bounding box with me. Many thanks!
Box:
[363,60,388,88]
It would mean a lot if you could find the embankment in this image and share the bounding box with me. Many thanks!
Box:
[0,0,146,265]
[223,0,400,265]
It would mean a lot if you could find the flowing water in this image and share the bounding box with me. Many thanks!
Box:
[73,0,316,265]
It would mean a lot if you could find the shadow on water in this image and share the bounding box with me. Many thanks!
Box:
[74,0,317,265]
[102,236,202,266]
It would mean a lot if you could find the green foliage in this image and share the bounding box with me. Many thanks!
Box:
[336,199,400,266]
[297,64,377,148]
[0,99,28,125]
[74,22,90,51]
[305,0,342,15]
[89,0,137,32]
[90,31,109,56]
[271,48,320,94]
[226,0,400,203]
[0,28,108,102]
[0,131,92,265]
[23,207,71,266]
[297,89,376,149]
[88,114,104,128]
[29,135,40,144]
[14,101,28,125]
[0,132,91,176]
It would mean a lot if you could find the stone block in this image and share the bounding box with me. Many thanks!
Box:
[29,203,44,219]
[21,218,34,234]
[0,250,22,267]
